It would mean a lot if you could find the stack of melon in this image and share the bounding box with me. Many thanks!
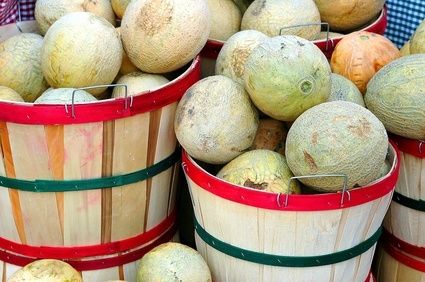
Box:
[0,0,211,104]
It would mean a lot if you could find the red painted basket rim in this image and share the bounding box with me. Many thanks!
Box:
[0,24,200,125]
[383,240,425,273]
[390,134,425,158]
[182,141,400,211]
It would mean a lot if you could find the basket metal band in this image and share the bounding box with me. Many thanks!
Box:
[194,217,382,267]
[393,191,425,212]
[0,149,179,192]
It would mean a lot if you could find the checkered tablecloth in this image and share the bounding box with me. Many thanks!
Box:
[385,0,425,47]
[0,0,35,26]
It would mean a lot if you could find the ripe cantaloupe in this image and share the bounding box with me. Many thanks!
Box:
[121,0,210,73]
[410,20,425,54]
[41,12,123,97]
[243,35,331,121]
[137,242,211,282]
[217,149,300,194]
[365,54,425,140]
[111,0,131,18]
[241,0,321,40]
[175,75,259,164]
[285,101,388,191]
[251,118,287,155]
[115,27,139,76]
[0,86,24,102]
[8,259,82,282]
[34,88,97,104]
[112,72,169,98]
[208,0,241,41]
[0,33,48,102]
[35,0,115,35]
[328,73,365,107]
[314,0,385,31]
[215,29,268,85]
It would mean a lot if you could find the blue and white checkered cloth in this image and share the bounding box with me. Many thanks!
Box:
[385,0,425,48]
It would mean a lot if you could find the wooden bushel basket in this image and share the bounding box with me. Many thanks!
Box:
[200,7,387,77]
[383,135,425,249]
[182,143,399,282]
[0,21,200,281]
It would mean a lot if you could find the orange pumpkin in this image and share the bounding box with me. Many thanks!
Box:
[330,31,400,94]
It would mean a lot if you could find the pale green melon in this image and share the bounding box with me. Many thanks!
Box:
[208,0,241,41]
[137,242,211,282]
[41,12,123,97]
[0,86,24,102]
[112,72,169,98]
[400,40,410,56]
[244,35,331,121]
[365,54,425,140]
[328,73,365,107]
[217,149,300,194]
[215,29,268,85]
[410,20,425,54]
[34,88,97,104]
[285,101,388,192]
[0,33,48,102]
[377,159,391,179]
[8,259,82,282]
[175,75,259,164]
[241,0,321,40]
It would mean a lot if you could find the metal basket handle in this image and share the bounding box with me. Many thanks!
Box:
[67,84,129,118]
[277,173,349,208]
[279,22,333,51]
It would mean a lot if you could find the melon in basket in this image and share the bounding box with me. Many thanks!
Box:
[241,0,321,40]
[35,0,115,35]
[0,86,24,102]
[0,33,48,102]
[137,242,212,282]
[112,72,169,98]
[250,118,287,155]
[400,41,410,56]
[410,19,425,54]
[41,12,123,97]
[34,88,97,104]
[8,259,82,282]
[208,0,242,41]
[243,35,331,121]
[121,0,210,73]
[285,101,388,192]
[328,73,365,107]
[174,75,259,164]
[116,27,139,76]
[111,0,131,18]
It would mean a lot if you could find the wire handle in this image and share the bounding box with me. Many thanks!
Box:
[277,174,349,208]
[279,22,333,51]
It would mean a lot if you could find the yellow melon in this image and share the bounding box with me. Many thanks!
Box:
[314,0,385,31]
[208,0,241,41]
[34,88,97,104]
[112,72,169,98]
[215,29,268,85]
[111,0,131,18]
[410,19,425,54]
[41,12,122,97]
[400,41,410,56]
[137,242,211,282]
[115,27,139,76]
[0,33,48,102]
[241,0,321,40]
[35,0,115,35]
[121,0,210,73]
[8,259,82,282]
[0,86,25,102]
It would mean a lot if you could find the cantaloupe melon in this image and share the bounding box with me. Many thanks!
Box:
[365,54,425,140]
[175,75,259,164]
[0,86,24,102]
[41,12,123,97]
[35,0,116,35]
[215,29,268,85]
[314,0,385,31]
[328,73,365,106]
[111,0,131,18]
[410,19,425,54]
[243,35,331,121]
[400,40,410,56]
[0,33,48,102]
[241,0,321,40]
[208,0,241,41]
[137,242,211,282]
[115,27,139,76]
[217,149,300,194]
[285,101,388,191]
[251,118,287,155]
[34,88,97,104]
[8,259,82,282]
[112,72,169,98]
[121,0,210,73]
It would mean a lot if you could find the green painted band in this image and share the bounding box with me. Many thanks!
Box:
[393,191,425,212]
[194,217,382,267]
[0,150,180,192]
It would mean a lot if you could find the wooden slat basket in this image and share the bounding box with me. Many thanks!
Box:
[0,21,200,281]
[182,143,399,282]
